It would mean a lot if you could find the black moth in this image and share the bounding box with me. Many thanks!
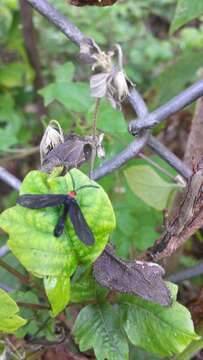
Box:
[16,173,98,246]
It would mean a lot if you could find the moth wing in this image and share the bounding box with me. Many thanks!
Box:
[69,201,95,245]
[17,194,66,209]
[54,204,69,237]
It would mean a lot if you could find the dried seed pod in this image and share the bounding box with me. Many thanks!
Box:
[41,133,105,173]
[113,70,130,101]
[90,44,132,110]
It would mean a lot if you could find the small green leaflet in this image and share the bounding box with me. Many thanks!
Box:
[124,165,183,211]
[0,289,27,333]
[39,82,93,112]
[170,0,203,34]
[73,303,129,360]
[53,62,74,82]
[44,276,70,317]
[120,283,198,356]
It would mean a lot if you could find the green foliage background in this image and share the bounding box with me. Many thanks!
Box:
[1,0,203,358]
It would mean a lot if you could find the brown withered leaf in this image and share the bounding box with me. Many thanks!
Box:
[93,244,172,307]
[41,133,105,173]
[70,0,118,6]
[90,70,130,110]
[146,158,203,262]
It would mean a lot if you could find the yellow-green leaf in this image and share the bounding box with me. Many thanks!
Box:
[0,289,27,333]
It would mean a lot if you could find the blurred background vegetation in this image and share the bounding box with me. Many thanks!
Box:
[1,0,203,358]
[1,0,203,320]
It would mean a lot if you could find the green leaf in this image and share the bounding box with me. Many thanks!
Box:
[129,346,160,360]
[44,275,70,317]
[87,100,127,133]
[111,165,164,256]
[170,0,203,34]
[0,94,23,151]
[120,283,198,356]
[39,82,93,112]
[0,289,27,333]
[53,62,75,82]
[0,169,115,276]
[70,269,107,303]
[0,62,33,87]
[124,165,182,211]
[175,326,203,360]
[149,49,203,108]
[10,291,55,339]
[73,303,129,360]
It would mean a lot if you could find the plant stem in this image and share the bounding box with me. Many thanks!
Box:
[0,259,30,286]
[138,153,183,184]
[17,302,50,310]
[90,98,100,177]
[0,259,44,295]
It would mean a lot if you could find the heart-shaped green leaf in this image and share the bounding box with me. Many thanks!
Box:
[0,169,115,278]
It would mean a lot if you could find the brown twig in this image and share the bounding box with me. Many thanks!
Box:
[184,97,203,168]
[0,258,44,295]
[19,0,46,117]
[0,146,39,165]
[144,159,203,261]
[90,98,100,176]
[0,258,30,286]
[17,302,50,310]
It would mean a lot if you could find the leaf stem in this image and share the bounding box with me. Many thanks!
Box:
[139,153,184,184]
[90,98,100,177]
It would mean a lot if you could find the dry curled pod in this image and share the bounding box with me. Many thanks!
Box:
[90,44,132,110]
[41,133,105,173]
[70,0,118,6]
